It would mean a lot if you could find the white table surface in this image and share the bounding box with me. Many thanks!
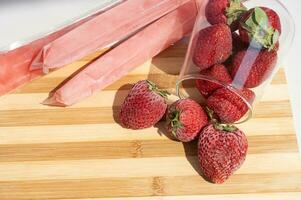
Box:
[280,0,301,153]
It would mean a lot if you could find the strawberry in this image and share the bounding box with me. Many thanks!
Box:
[207,87,255,123]
[230,48,278,88]
[119,80,169,129]
[232,32,248,52]
[167,99,208,142]
[239,7,281,51]
[193,24,232,70]
[205,0,247,31]
[223,32,249,67]
[198,124,248,183]
[195,64,232,98]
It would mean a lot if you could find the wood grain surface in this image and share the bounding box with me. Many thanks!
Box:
[0,41,300,200]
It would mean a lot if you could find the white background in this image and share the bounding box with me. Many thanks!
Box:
[280,0,301,152]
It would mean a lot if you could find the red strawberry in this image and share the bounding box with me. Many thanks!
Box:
[232,32,248,52]
[230,48,278,88]
[222,33,246,68]
[120,80,169,129]
[198,124,248,183]
[193,24,232,70]
[205,0,247,31]
[167,99,208,142]
[207,87,255,123]
[239,7,281,51]
[195,64,232,97]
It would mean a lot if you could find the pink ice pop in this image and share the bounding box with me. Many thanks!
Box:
[1,0,191,97]
[45,1,197,106]
[0,13,95,96]
[31,0,192,72]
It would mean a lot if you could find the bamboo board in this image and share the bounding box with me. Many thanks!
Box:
[0,42,300,200]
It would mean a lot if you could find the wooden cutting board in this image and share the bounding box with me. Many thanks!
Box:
[0,41,300,200]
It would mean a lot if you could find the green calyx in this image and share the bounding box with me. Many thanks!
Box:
[225,0,247,26]
[169,110,183,138]
[206,107,238,132]
[241,7,279,51]
[146,80,170,98]
[214,123,238,132]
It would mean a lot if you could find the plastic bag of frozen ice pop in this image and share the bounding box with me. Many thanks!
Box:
[176,0,295,124]
[44,0,198,106]
[0,0,192,97]
[30,0,194,72]
[0,0,124,96]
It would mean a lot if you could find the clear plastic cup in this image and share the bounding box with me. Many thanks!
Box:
[176,0,295,124]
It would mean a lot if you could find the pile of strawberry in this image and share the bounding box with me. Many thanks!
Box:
[195,0,281,124]
[119,80,245,184]
[119,0,282,184]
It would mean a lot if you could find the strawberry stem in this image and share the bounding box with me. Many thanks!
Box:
[214,123,238,132]
[205,107,238,132]
[169,110,183,138]
[146,80,170,98]
[225,0,247,25]
[206,107,218,124]
[241,7,279,51]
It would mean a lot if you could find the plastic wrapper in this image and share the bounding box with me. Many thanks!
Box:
[0,0,191,96]
[0,0,123,96]
[177,0,295,123]
[31,0,193,72]
[45,0,198,106]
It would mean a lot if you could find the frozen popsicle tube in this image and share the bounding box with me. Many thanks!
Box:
[0,0,191,97]
[0,13,95,96]
[44,0,198,106]
[31,0,193,72]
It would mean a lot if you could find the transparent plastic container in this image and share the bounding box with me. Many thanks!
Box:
[176,0,295,124]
